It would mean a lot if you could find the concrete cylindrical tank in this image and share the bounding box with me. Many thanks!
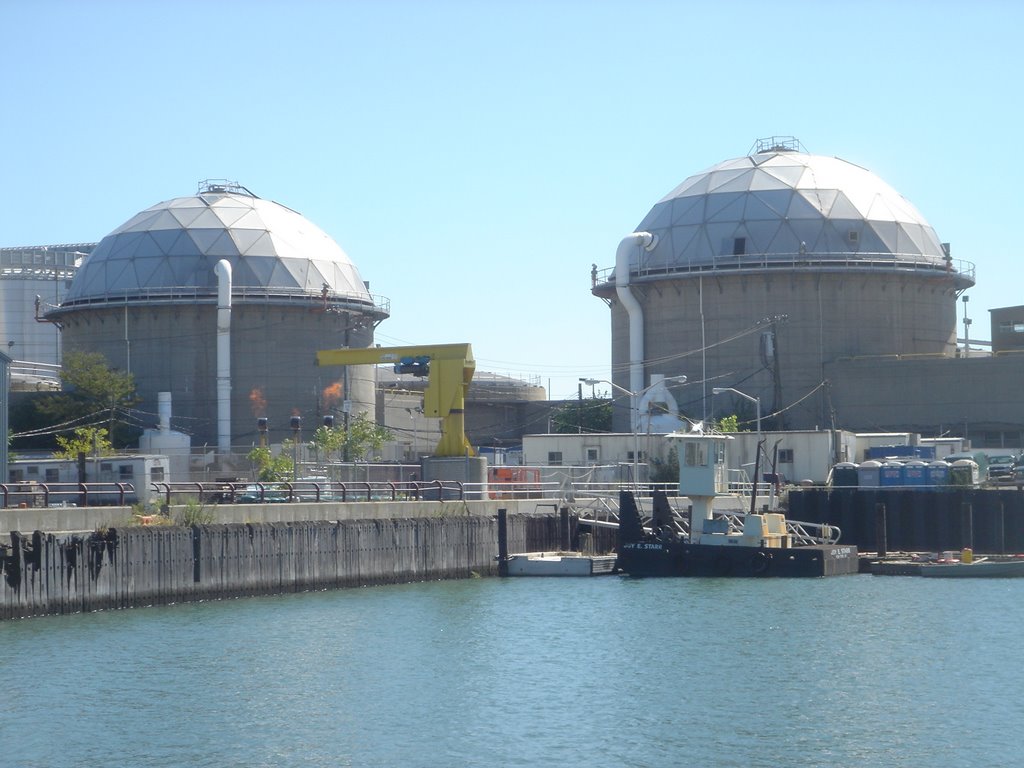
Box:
[593,139,973,432]
[46,182,389,450]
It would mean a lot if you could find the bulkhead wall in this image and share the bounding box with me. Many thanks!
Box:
[609,269,959,430]
[58,303,376,447]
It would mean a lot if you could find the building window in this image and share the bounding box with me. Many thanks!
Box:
[1002,321,1024,334]
[45,468,60,483]
[733,237,746,256]
[10,469,24,482]
[27,465,39,476]
[847,230,859,244]
[150,466,165,482]
[778,449,794,464]
[548,451,563,466]
[119,465,134,481]
[585,447,599,463]
[627,450,646,462]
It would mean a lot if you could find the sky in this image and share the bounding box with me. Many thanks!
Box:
[2,0,1022,401]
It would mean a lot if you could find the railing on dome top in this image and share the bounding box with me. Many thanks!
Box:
[48,286,391,316]
[592,252,975,287]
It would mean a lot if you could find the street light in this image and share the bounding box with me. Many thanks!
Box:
[579,375,687,489]
[711,386,761,447]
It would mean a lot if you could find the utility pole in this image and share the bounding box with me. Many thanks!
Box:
[577,382,583,433]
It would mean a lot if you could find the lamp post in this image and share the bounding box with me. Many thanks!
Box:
[711,387,760,444]
[290,416,302,480]
[579,375,687,489]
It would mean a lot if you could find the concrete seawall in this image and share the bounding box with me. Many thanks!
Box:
[0,497,554,537]
[0,511,570,620]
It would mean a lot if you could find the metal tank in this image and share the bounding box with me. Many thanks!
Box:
[45,181,389,451]
[0,244,89,384]
[593,137,974,431]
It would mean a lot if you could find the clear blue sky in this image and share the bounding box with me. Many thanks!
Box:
[2,0,1020,400]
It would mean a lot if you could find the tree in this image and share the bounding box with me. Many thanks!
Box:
[335,414,392,461]
[716,414,740,432]
[550,396,612,434]
[53,426,115,459]
[246,445,294,482]
[309,424,347,463]
[34,351,140,447]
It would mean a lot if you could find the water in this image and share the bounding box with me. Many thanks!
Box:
[2,574,1022,767]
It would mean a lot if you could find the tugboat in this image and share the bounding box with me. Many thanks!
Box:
[614,431,858,578]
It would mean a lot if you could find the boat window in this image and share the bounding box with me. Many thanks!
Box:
[684,441,708,467]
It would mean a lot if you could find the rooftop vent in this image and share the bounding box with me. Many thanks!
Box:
[751,136,803,155]
[196,179,258,198]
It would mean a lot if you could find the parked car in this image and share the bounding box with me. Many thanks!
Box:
[1013,463,1024,491]
[987,454,1019,484]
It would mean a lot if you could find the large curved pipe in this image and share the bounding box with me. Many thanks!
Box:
[214,260,232,454]
[615,232,657,429]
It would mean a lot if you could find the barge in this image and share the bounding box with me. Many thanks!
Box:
[614,430,858,578]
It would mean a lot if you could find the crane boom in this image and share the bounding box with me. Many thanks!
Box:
[316,343,475,457]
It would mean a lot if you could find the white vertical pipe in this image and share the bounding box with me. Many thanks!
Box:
[158,391,172,431]
[615,232,656,430]
[214,260,232,454]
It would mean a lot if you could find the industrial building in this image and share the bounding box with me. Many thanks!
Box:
[594,137,1024,448]
[1,244,90,390]
[42,181,389,457]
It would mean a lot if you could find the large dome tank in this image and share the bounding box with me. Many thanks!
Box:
[593,138,974,431]
[47,181,389,450]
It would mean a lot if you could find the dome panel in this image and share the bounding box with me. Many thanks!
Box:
[706,193,746,222]
[744,191,790,221]
[146,210,185,231]
[187,228,227,254]
[671,197,705,226]
[169,205,207,228]
[62,187,375,306]
[147,228,181,254]
[632,148,947,269]
[707,169,754,194]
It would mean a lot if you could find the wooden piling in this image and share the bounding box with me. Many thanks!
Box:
[961,501,974,551]
[875,502,888,558]
[497,508,509,577]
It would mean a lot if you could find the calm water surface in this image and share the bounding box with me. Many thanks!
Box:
[1,574,1021,767]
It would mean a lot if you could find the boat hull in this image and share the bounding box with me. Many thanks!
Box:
[616,541,859,578]
[919,560,1024,578]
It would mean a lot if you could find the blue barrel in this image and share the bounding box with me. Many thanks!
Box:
[857,460,882,488]
[926,460,950,487]
[831,462,858,488]
[879,461,904,487]
[903,460,927,487]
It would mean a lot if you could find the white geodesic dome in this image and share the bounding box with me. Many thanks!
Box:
[632,143,948,271]
[63,181,372,306]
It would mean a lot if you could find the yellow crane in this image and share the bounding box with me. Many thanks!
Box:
[315,343,476,457]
